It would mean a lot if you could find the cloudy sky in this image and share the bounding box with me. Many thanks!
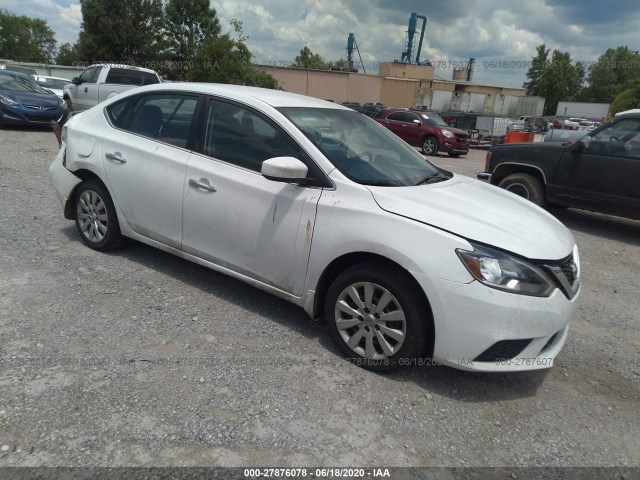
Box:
[4,0,640,87]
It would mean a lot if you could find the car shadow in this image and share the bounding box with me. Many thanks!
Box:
[60,225,548,402]
[547,206,640,246]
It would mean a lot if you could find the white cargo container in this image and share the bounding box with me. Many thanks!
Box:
[516,96,545,116]
[556,102,610,120]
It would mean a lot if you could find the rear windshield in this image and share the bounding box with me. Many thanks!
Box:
[105,68,159,86]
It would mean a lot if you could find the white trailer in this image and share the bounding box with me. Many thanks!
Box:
[556,102,610,120]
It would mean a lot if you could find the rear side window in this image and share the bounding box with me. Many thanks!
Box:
[106,93,199,148]
[105,68,159,86]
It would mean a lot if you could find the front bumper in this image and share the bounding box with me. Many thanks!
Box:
[412,272,579,372]
[1,105,68,126]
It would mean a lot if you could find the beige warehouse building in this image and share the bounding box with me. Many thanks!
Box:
[257,62,529,115]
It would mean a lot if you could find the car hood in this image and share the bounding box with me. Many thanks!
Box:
[1,90,60,107]
[367,174,574,260]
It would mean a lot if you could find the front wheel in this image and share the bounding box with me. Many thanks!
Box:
[74,180,126,251]
[325,262,431,371]
[421,136,438,155]
[498,173,545,206]
[64,96,73,112]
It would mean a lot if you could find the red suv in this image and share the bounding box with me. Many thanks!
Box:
[374,108,469,156]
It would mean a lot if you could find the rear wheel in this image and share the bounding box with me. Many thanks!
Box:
[325,262,431,372]
[74,180,126,251]
[421,136,438,155]
[498,173,545,206]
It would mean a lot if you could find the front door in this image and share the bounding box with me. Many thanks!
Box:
[182,98,321,296]
[558,117,640,218]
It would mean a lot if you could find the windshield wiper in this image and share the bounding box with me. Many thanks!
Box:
[360,180,401,187]
[416,172,451,185]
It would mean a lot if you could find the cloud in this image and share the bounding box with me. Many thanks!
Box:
[3,0,639,87]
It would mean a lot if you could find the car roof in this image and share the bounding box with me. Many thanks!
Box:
[128,82,350,109]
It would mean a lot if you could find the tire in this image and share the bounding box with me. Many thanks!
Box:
[64,96,73,112]
[74,180,126,251]
[498,173,545,206]
[324,262,431,372]
[421,136,438,155]
[447,152,462,157]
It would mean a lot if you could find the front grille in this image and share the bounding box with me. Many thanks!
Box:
[25,105,55,111]
[560,257,576,284]
[474,339,533,362]
[542,253,580,300]
[23,113,59,123]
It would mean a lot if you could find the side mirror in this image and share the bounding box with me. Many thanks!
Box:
[262,157,309,184]
[71,77,82,85]
[579,135,591,149]
[412,119,421,125]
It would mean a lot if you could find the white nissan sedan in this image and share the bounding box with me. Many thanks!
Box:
[49,83,581,372]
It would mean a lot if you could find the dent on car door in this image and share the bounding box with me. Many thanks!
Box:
[559,118,640,216]
[101,93,200,248]
[182,98,322,296]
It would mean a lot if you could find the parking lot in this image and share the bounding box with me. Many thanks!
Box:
[0,127,638,469]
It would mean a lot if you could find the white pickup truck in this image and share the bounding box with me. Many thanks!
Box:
[63,64,161,112]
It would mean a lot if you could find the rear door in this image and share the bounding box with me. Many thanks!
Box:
[557,117,640,217]
[101,92,201,248]
[382,112,413,144]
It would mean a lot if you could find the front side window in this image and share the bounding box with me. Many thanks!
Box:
[420,112,448,127]
[587,119,640,158]
[280,108,446,186]
[201,99,299,172]
[107,94,198,148]
[78,66,98,84]
[387,112,406,122]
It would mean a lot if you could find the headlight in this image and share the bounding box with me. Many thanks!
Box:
[0,94,17,106]
[457,242,555,297]
[59,98,67,109]
[442,130,454,139]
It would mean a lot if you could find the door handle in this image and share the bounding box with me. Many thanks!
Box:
[84,87,88,93]
[189,178,217,192]
[106,151,126,163]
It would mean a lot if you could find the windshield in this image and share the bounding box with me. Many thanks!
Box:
[0,74,52,94]
[279,107,449,186]
[37,78,69,90]
[420,112,448,127]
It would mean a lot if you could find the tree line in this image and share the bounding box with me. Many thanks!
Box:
[524,44,640,115]
[1,1,278,88]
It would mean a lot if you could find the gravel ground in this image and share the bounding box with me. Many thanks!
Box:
[0,127,638,469]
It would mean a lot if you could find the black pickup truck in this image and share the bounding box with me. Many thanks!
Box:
[478,113,640,220]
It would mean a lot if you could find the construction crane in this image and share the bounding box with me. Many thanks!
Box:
[346,33,366,74]
[400,12,430,65]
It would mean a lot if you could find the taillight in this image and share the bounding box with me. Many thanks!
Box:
[484,151,492,172]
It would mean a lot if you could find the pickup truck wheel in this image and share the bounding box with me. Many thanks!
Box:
[498,173,545,206]
[421,136,438,155]
[64,96,73,112]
